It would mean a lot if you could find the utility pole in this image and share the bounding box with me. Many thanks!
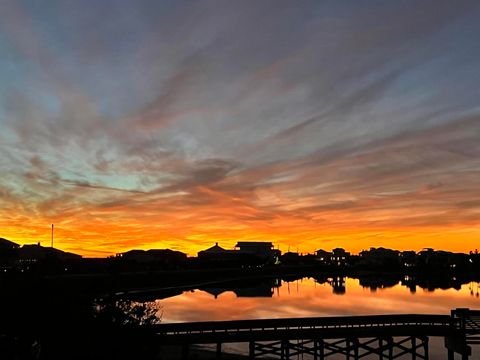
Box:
[51,224,54,248]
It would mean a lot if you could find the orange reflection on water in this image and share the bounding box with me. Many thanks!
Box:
[157,278,480,323]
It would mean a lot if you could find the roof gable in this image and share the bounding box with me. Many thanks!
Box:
[0,238,20,249]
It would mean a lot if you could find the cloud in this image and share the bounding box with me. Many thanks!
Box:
[0,1,480,255]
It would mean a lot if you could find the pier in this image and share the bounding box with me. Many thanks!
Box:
[154,309,480,359]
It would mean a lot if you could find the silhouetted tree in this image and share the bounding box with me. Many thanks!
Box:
[93,297,161,326]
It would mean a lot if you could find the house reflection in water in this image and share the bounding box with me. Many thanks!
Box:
[200,278,281,298]
[313,276,347,295]
[330,276,346,295]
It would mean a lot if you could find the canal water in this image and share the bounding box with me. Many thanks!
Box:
[139,276,480,359]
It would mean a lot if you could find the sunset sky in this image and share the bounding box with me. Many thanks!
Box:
[1,1,479,257]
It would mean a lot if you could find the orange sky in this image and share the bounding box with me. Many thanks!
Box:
[2,206,479,257]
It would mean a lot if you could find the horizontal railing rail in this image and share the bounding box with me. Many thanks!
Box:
[153,314,452,339]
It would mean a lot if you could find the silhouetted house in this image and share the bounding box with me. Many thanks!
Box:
[18,244,82,264]
[469,250,480,272]
[302,254,318,265]
[281,252,301,265]
[315,249,332,265]
[147,249,187,266]
[197,243,244,266]
[0,238,20,251]
[0,238,20,267]
[443,251,469,271]
[358,247,401,269]
[401,251,417,268]
[417,248,446,270]
[197,242,279,266]
[119,250,153,263]
[331,248,351,267]
[118,249,187,269]
[235,241,276,261]
[416,248,468,272]
[198,243,229,259]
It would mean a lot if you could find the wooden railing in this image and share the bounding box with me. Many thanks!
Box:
[149,310,480,358]
[153,314,452,344]
[452,308,480,345]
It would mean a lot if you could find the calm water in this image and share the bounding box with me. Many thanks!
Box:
[155,277,480,323]
[142,276,480,359]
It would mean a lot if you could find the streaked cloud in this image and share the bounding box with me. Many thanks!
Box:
[0,0,479,256]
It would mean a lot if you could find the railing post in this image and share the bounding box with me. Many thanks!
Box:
[423,336,429,360]
[412,337,416,360]
[249,341,255,359]
[216,342,222,359]
[353,338,359,360]
[181,344,189,360]
[379,338,384,360]
[447,349,454,360]
[281,339,290,360]
[387,337,393,360]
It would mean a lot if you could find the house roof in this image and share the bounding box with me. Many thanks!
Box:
[146,249,187,258]
[0,238,20,249]
[198,243,227,254]
[20,244,82,259]
[235,241,273,247]
[120,249,187,261]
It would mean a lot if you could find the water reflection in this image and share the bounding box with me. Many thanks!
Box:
[122,277,479,359]
[200,278,281,298]
[469,281,480,298]
[147,277,480,324]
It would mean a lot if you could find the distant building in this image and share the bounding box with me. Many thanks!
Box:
[147,249,187,264]
[314,248,351,267]
[358,247,401,269]
[331,248,351,267]
[281,252,301,265]
[315,249,332,264]
[235,241,275,261]
[197,241,280,265]
[417,248,468,271]
[360,247,400,260]
[0,238,20,250]
[119,250,153,263]
[198,243,230,259]
[118,249,187,269]
[401,251,417,268]
[18,244,82,264]
[0,238,20,267]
